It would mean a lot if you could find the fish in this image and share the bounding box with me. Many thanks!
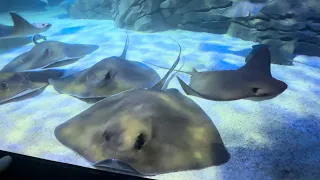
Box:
[0,69,65,104]
[176,44,288,101]
[0,12,52,40]
[1,41,99,72]
[49,33,160,101]
[54,39,230,175]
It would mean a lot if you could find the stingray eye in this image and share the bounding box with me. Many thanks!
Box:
[103,131,110,141]
[44,48,51,55]
[252,88,259,94]
[134,133,145,151]
[1,82,8,90]
[104,72,111,80]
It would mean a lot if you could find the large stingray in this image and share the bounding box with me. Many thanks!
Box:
[54,40,230,175]
[1,41,99,72]
[0,156,12,173]
[0,69,65,104]
[173,44,288,101]
[49,33,161,101]
[0,12,51,40]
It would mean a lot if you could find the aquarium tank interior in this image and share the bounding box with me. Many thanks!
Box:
[0,0,319,179]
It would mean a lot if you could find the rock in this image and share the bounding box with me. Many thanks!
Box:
[261,0,320,21]
[294,42,320,57]
[249,19,270,31]
[180,20,231,34]
[227,22,257,41]
[48,0,64,6]
[111,0,169,31]
[307,20,320,32]
[69,0,113,20]
[65,0,320,61]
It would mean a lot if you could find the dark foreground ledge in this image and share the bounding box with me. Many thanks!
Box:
[0,150,150,180]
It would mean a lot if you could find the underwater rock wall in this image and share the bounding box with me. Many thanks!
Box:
[69,0,113,19]
[229,0,320,58]
[68,0,320,59]
[0,0,47,12]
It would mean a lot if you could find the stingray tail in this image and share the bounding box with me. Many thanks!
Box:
[120,31,129,59]
[23,69,66,83]
[10,12,37,35]
[32,34,47,44]
[152,37,181,90]
[143,61,192,75]
[176,76,207,99]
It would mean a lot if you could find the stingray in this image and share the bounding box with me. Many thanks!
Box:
[0,69,65,104]
[54,39,230,175]
[0,156,12,173]
[49,33,161,101]
[175,44,288,101]
[0,40,99,72]
[0,12,52,40]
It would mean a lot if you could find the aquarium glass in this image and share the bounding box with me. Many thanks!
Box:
[0,0,319,179]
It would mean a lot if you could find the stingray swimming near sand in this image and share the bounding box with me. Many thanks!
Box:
[54,39,230,175]
[49,33,161,101]
[146,44,288,101]
[0,69,65,105]
[0,12,52,40]
[1,40,99,72]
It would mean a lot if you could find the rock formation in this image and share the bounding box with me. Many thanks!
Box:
[68,0,320,65]
[69,0,113,19]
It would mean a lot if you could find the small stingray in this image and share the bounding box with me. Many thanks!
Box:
[0,69,65,104]
[54,39,230,175]
[175,44,288,101]
[1,41,99,72]
[145,44,288,101]
[49,33,160,101]
[0,12,52,40]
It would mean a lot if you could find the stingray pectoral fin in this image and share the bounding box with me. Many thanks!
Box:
[0,82,48,104]
[241,43,271,76]
[93,159,148,176]
[176,76,206,99]
[63,44,99,59]
[192,67,198,73]
[23,69,66,83]
[30,82,49,90]
[10,12,36,35]
[211,142,230,165]
[0,156,12,173]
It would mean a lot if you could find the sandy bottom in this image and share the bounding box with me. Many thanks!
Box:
[0,7,319,180]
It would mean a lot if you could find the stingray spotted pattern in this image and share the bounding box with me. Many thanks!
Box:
[49,33,161,101]
[1,41,99,72]
[54,39,230,175]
